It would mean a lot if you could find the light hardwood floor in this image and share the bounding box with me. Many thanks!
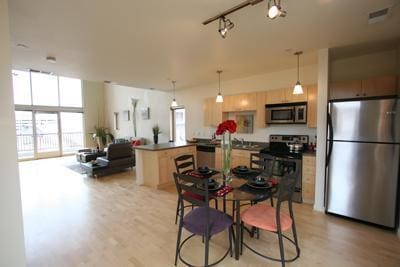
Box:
[20,156,400,267]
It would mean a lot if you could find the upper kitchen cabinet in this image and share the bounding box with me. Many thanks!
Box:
[361,75,398,97]
[203,97,223,127]
[307,84,318,128]
[265,87,308,104]
[329,75,398,100]
[222,93,257,112]
[329,80,362,100]
[255,91,267,128]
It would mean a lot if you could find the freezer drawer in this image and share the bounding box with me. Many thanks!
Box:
[329,98,400,143]
[326,141,399,227]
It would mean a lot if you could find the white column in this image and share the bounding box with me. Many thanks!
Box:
[314,48,329,212]
[0,0,26,265]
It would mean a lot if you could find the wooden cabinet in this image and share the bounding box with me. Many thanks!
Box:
[329,75,398,100]
[136,145,196,189]
[215,148,252,169]
[255,91,267,128]
[157,146,197,188]
[266,87,308,104]
[284,87,308,103]
[307,85,318,128]
[203,97,223,127]
[302,154,316,204]
[222,93,257,112]
[361,76,398,97]
[231,149,252,168]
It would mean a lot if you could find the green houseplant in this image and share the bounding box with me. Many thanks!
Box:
[91,126,114,150]
[152,125,161,144]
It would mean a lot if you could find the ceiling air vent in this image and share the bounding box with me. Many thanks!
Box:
[368,8,389,24]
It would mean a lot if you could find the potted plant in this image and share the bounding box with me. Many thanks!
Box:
[152,125,161,144]
[91,126,115,150]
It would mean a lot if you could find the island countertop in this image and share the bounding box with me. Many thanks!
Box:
[134,141,196,151]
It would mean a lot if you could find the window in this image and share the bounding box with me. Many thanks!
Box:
[61,112,84,154]
[59,77,83,107]
[31,72,59,106]
[12,70,85,159]
[12,70,31,105]
[15,111,34,159]
[171,108,186,142]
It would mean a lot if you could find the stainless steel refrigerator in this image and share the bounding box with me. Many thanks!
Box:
[326,97,400,228]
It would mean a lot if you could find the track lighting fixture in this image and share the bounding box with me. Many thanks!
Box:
[171,80,178,107]
[215,70,224,103]
[267,0,286,19]
[218,17,234,38]
[203,0,287,38]
[293,51,304,95]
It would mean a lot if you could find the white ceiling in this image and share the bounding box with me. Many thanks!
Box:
[9,0,400,90]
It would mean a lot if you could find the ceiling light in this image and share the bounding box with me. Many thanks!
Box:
[267,0,286,19]
[218,17,234,39]
[216,70,224,103]
[46,56,57,63]
[171,80,178,107]
[293,51,304,95]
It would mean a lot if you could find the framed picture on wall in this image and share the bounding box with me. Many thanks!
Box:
[140,107,150,120]
[123,110,130,121]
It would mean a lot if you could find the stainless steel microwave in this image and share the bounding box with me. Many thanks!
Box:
[265,102,307,124]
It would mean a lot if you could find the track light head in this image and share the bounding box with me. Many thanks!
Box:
[267,0,286,19]
[218,17,234,38]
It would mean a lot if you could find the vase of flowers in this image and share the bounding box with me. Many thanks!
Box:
[216,120,237,183]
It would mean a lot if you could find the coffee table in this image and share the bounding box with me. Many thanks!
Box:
[81,162,108,177]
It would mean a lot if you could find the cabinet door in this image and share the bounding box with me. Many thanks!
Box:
[329,80,362,100]
[307,85,317,128]
[238,93,257,111]
[203,98,211,126]
[211,100,223,127]
[204,98,223,127]
[302,155,316,204]
[266,88,286,104]
[255,91,267,128]
[158,155,173,185]
[215,148,222,170]
[222,95,234,112]
[362,75,398,97]
[285,87,308,103]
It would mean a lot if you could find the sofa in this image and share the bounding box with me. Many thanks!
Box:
[97,143,134,168]
[81,143,135,177]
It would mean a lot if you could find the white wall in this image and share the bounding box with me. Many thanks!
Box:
[330,49,398,82]
[0,0,26,265]
[104,84,172,144]
[177,64,318,143]
[82,80,105,147]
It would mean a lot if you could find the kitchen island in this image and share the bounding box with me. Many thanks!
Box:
[135,142,196,189]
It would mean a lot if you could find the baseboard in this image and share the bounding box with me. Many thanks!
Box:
[313,203,325,212]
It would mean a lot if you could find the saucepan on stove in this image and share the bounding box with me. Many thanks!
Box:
[286,142,303,152]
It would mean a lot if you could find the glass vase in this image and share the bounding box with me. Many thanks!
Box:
[222,131,232,183]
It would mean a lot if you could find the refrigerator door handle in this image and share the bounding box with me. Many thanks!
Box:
[326,112,333,167]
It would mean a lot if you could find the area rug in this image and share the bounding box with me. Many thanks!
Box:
[64,163,86,174]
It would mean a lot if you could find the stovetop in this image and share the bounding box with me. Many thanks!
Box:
[259,135,309,159]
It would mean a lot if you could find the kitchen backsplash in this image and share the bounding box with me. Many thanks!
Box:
[191,124,317,143]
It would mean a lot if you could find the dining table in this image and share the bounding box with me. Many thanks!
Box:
[192,169,277,260]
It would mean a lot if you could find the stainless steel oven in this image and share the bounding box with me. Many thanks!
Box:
[265,102,307,124]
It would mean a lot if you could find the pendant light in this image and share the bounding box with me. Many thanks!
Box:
[293,51,304,95]
[215,70,224,103]
[171,80,178,107]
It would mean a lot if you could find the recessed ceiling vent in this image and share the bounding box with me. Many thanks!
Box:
[368,7,389,24]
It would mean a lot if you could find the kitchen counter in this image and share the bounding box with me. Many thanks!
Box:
[135,142,196,189]
[135,141,195,151]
